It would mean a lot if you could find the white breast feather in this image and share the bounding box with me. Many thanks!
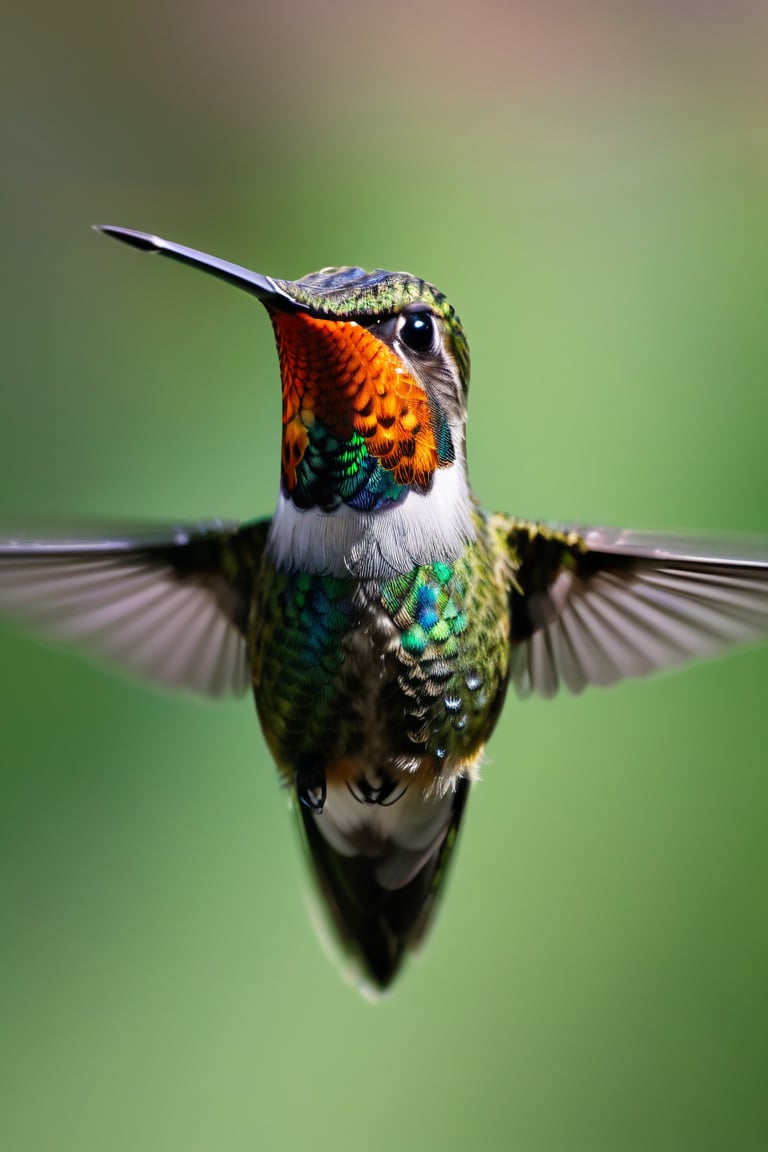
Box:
[267,465,475,577]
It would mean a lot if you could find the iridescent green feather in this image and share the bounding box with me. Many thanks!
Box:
[250,568,359,771]
[381,511,512,766]
[252,510,511,781]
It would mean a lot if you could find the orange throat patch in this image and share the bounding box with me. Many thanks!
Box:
[271,312,450,493]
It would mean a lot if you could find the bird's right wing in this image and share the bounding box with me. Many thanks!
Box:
[502,519,768,699]
[0,519,270,697]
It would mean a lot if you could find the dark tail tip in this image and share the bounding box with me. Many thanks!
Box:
[299,777,471,991]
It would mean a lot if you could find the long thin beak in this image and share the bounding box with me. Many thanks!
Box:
[94,225,303,310]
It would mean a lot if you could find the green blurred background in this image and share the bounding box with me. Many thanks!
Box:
[2,3,768,1149]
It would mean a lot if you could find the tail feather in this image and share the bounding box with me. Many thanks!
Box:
[298,777,470,991]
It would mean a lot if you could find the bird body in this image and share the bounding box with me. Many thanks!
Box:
[2,226,768,990]
[250,492,513,985]
[253,506,512,792]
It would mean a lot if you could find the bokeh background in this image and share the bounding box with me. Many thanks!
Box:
[2,3,768,1149]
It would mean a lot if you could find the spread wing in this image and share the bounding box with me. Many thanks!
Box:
[0,519,270,697]
[504,520,768,699]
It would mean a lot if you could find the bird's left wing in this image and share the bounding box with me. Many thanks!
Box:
[0,519,270,697]
[502,519,768,699]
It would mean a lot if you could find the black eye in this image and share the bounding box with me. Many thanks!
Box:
[398,308,436,353]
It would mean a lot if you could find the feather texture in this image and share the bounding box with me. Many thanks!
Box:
[505,522,768,698]
[0,522,269,696]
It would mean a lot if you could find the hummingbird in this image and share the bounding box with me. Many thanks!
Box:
[2,225,768,992]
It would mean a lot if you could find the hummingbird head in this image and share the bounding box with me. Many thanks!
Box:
[97,228,475,574]
[266,265,470,513]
